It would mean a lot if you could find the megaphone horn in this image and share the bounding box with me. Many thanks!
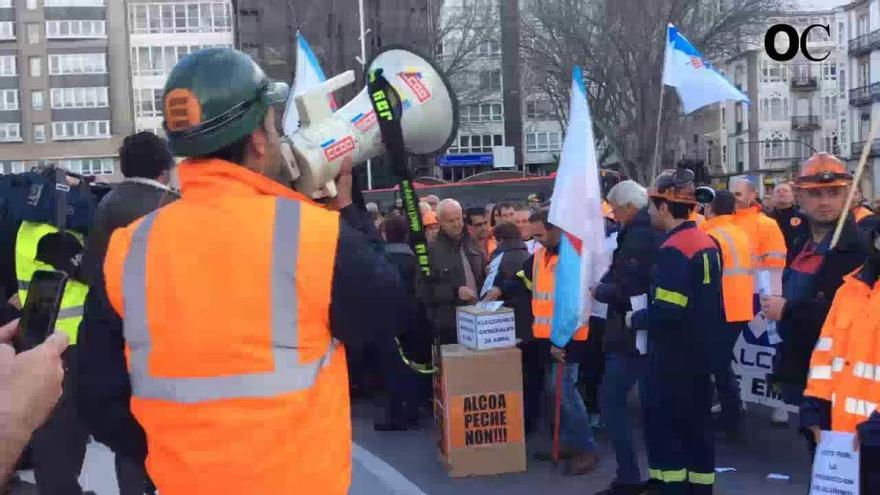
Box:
[283,46,459,198]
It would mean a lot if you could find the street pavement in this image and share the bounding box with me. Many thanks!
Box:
[11,401,811,494]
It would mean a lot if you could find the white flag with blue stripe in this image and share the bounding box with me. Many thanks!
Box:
[282,32,334,135]
[548,66,610,348]
[662,24,749,114]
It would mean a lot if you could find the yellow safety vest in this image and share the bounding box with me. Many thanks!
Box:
[15,221,88,345]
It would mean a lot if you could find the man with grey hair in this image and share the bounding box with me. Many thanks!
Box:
[592,180,663,495]
[421,198,486,344]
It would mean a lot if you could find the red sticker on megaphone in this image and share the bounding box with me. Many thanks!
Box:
[322,136,356,162]
[399,72,432,104]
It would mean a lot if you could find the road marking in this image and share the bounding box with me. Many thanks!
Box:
[352,442,427,495]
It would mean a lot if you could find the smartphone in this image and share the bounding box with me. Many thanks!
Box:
[15,270,67,352]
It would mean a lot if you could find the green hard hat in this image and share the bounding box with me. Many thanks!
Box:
[162,47,289,157]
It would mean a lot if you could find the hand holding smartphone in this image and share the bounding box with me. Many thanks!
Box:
[14,270,68,353]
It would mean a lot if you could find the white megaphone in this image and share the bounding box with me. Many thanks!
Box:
[282,46,458,198]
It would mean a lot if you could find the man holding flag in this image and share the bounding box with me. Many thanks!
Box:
[632,169,724,495]
[548,65,611,476]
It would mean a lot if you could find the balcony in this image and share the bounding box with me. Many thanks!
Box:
[849,83,880,106]
[849,29,880,56]
[791,115,820,131]
[791,75,818,91]
[851,139,880,158]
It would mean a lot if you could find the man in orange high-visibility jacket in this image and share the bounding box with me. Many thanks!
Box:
[701,190,754,440]
[93,49,407,495]
[802,225,880,494]
[487,207,598,476]
[730,177,789,423]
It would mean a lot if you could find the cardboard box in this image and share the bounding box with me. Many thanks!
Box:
[436,344,526,477]
[456,304,516,351]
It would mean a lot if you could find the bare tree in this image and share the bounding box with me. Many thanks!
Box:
[419,0,502,134]
[521,0,787,182]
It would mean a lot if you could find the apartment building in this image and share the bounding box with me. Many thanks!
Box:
[844,0,880,197]
[127,0,234,136]
[711,9,848,187]
[0,0,132,181]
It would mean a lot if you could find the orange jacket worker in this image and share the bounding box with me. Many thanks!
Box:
[96,48,406,495]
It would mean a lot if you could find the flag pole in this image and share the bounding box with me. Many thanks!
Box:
[830,118,878,249]
[358,0,373,190]
[652,85,666,180]
[652,27,670,179]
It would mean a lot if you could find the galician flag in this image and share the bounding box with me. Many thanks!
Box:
[662,24,749,114]
[282,32,336,135]
[548,66,610,348]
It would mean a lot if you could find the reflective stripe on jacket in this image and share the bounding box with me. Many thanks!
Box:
[531,246,587,341]
[804,267,880,434]
[733,206,787,273]
[103,158,351,495]
[702,216,754,323]
[15,221,88,344]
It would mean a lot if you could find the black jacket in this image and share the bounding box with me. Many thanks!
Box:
[76,201,408,462]
[771,216,871,393]
[770,205,809,256]
[421,230,486,344]
[80,180,179,285]
[490,238,531,341]
[76,179,178,461]
[593,208,662,355]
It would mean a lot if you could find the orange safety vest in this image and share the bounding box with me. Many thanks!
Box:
[103,159,351,495]
[732,206,787,278]
[701,216,754,323]
[853,205,874,224]
[531,246,588,341]
[689,210,706,226]
[804,268,880,434]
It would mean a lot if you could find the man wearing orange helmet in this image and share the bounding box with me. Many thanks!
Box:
[631,169,724,495]
[763,153,871,436]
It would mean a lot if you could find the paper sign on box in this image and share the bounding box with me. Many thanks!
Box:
[456,305,516,351]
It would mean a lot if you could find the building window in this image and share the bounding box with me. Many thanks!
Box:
[525,132,563,152]
[58,157,114,175]
[0,22,14,40]
[45,0,105,6]
[27,0,38,9]
[0,123,21,142]
[134,88,163,117]
[447,134,502,154]
[45,20,106,39]
[820,62,837,81]
[29,57,41,77]
[761,96,788,121]
[761,61,786,83]
[824,132,838,155]
[823,96,837,119]
[0,0,11,7]
[479,70,501,91]
[52,120,111,140]
[48,53,107,75]
[0,89,17,111]
[0,56,15,76]
[764,133,790,159]
[476,39,501,57]
[129,2,232,35]
[0,161,29,174]
[130,44,231,76]
[27,24,40,44]
[33,124,45,143]
[50,87,109,109]
[525,100,553,120]
[721,145,727,164]
[31,90,43,111]
[459,103,502,123]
